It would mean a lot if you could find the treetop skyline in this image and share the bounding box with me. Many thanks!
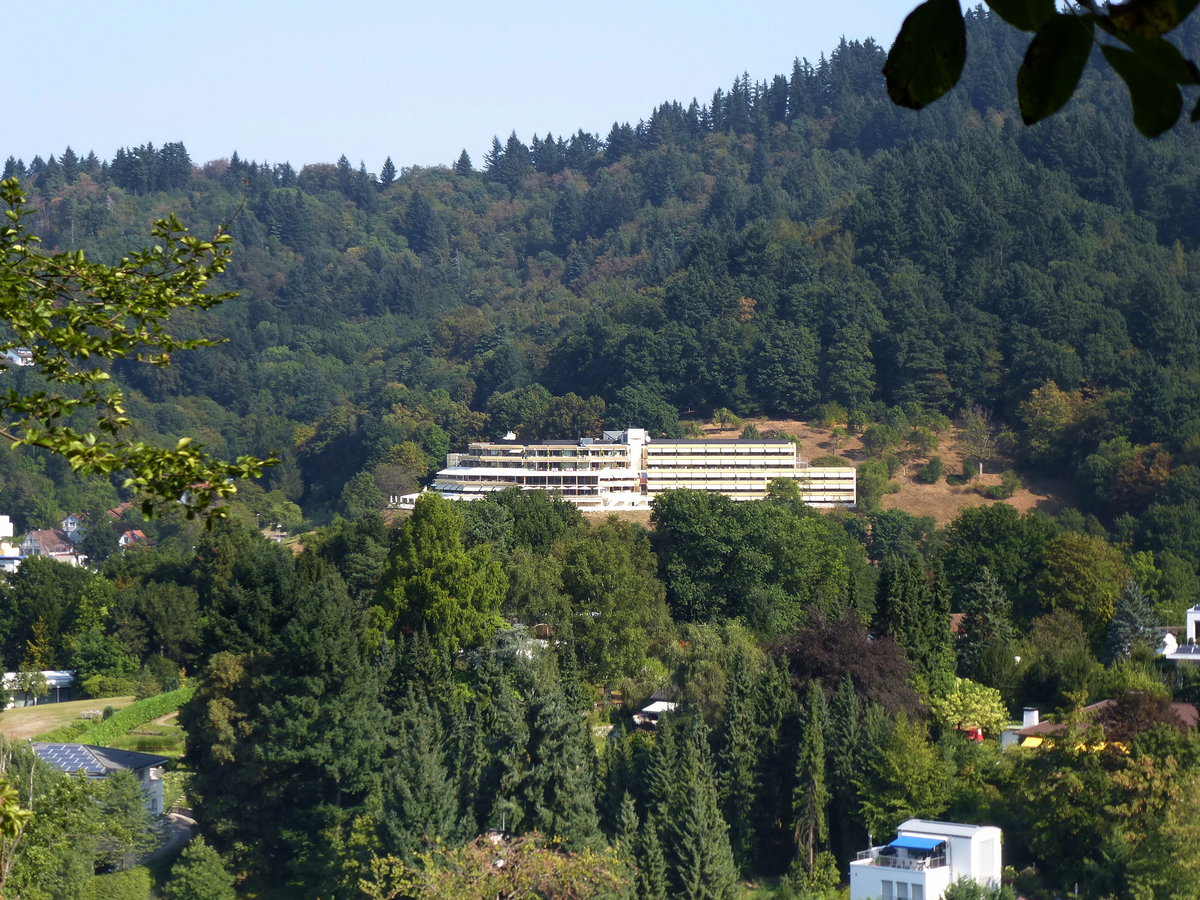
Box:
[7,0,907,170]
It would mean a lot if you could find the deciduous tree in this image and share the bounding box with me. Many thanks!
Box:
[0,179,270,517]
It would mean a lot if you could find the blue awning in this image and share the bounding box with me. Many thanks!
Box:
[889,835,945,852]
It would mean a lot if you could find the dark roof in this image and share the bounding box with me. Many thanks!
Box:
[1014,699,1200,737]
[33,743,169,775]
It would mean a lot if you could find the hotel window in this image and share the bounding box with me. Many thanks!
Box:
[897,882,909,900]
[881,881,893,900]
[912,886,924,900]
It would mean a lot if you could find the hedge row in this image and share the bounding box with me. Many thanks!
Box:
[83,866,152,900]
[38,685,195,744]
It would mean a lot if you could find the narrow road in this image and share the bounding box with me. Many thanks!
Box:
[143,810,196,865]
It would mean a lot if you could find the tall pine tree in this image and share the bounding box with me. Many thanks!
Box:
[956,566,1016,684]
[792,680,830,875]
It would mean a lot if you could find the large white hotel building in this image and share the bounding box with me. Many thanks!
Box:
[408,428,855,511]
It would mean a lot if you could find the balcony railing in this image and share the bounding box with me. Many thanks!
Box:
[855,850,946,870]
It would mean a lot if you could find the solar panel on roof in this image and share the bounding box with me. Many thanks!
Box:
[33,743,105,775]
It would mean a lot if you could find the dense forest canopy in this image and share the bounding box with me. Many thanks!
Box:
[1,11,1199,541]
[5,10,1200,900]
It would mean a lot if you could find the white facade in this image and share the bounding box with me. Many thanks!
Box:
[1166,605,1200,661]
[849,820,1002,900]
[416,427,856,510]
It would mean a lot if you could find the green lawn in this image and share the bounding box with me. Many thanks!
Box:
[0,696,136,741]
[108,713,186,758]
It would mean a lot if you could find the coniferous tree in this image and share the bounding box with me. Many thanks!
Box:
[471,648,530,835]
[637,818,669,900]
[856,711,951,839]
[96,769,157,870]
[383,688,458,854]
[497,132,533,190]
[379,156,397,187]
[448,696,486,835]
[405,189,447,255]
[793,680,830,875]
[875,555,954,688]
[183,570,389,895]
[521,655,601,848]
[373,493,506,655]
[454,149,474,175]
[716,653,759,872]
[826,676,864,864]
[615,792,643,892]
[59,147,79,184]
[1104,579,1158,663]
[483,137,504,177]
[643,713,680,831]
[671,720,739,900]
[616,792,639,851]
[956,567,1016,683]
[752,656,799,870]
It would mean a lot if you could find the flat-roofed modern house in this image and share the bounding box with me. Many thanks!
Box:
[849,819,1002,900]
[413,427,855,510]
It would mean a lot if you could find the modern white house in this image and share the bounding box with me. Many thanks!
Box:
[849,820,1002,900]
[407,427,856,510]
[1166,605,1200,662]
[0,515,22,573]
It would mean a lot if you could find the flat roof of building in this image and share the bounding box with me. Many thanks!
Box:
[472,435,796,448]
[898,819,998,839]
[649,438,794,445]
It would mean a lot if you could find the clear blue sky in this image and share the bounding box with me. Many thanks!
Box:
[8,1,910,172]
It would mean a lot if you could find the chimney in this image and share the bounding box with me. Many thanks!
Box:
[1022,708,1040,728]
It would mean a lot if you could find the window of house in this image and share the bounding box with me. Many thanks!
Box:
[897,882,910,900]
[882,881,894,900]
[912,885,924,900]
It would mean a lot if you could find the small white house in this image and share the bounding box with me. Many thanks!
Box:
[1167,605,1200,662]
[632,700,676,729]
[0,515,21,573]
[849,819,1002,900]
[32,743,169,815]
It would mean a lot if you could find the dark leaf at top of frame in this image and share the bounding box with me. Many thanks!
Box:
[884,0,968,109]
[1017,13,1095,125]
[1120,32,1200,84]
[1102,43,1185,135]
[986,0,1056,32]
[1107,0,1200,37]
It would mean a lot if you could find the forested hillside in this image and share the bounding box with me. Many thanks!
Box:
[6,9,1200,899]
[4,11,1200,541]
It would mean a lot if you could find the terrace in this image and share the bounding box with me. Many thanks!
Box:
[855,836,947,871]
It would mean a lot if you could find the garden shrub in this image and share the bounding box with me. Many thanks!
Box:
[83,866,152,900]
